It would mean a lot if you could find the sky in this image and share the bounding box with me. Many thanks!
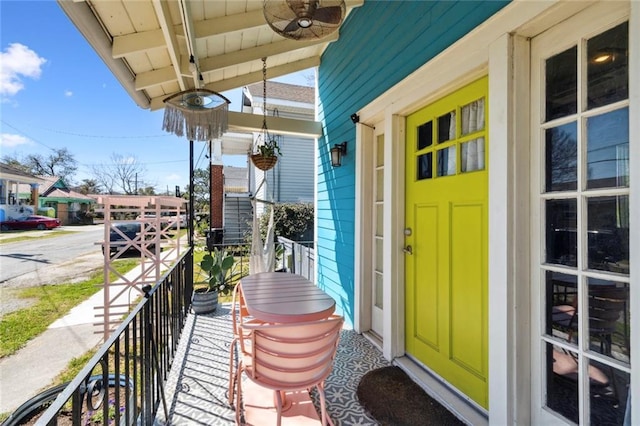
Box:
[0,1,313,194]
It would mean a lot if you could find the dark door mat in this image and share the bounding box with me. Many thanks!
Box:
[356,366,465,426]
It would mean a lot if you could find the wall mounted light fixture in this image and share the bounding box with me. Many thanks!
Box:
[331,141,348,167]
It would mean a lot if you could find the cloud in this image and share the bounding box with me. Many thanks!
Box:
[64,90,73,97]
[165,173,181,181]
[0,133,32,148]
[0,43,47,96]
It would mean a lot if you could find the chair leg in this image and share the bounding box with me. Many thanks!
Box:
[228,337,237,406]
[235,361,243,425]
[316,382,334,426]
[274,389,283,426]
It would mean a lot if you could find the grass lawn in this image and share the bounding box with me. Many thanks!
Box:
[0,259,139,358]
[0,229,76,245]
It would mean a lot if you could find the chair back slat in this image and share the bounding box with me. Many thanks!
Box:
[243,315,343,390]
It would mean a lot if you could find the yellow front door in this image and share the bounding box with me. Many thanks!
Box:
[405,76,489,408]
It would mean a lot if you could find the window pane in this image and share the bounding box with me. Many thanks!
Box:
[546,122,578,192]
[546,46,577,121]
[375,237,383,270]
[375,272,384,309]
[586,280,629,362]
[547,271,578,344]
[546,199,577,267]
[461,98,485,135]
[587,108,629,189]
[437,111,455,143]
[376,169,384,202]
[461,138,485,172]
[587,22,629,109]
[418,121,433,150]
[546,343,579,424]
[589,359,630,425]
[376,204,383,237]
[376,134,385,167]
[587,196,629,274]
[437,146,456,177]
[417,152,432,180]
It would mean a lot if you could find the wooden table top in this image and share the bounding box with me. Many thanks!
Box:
[240,272,336,323]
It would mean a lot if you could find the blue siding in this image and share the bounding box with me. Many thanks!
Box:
[316,1,509,326]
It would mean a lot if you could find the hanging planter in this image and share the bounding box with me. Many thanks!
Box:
[251,153,278,171]
[251,57,281,172]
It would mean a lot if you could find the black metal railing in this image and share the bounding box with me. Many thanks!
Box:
[36,249,193,426]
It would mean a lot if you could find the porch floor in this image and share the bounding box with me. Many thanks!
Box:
[155,303,391,425]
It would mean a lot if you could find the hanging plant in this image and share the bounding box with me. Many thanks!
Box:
[251,57,281,172]
[251,136,281,171]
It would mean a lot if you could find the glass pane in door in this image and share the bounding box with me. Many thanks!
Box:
[545,199,577,267]
[546,271,578,344]
[546,342,579,423]
[587,108,629,189]
[587,22,628,109]
[546,122,578,192]
[546,46,577,121]
[588,358,630,425]
[586,279,630,361]
[587,196,629,273]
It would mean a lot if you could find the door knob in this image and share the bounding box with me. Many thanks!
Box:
[403,245,413,255]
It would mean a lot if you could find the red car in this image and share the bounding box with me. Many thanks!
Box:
[0,215,61,231]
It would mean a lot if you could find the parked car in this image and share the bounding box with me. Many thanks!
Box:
[103,222,156,257]
[0,215,61,231]
[135,212,186,229]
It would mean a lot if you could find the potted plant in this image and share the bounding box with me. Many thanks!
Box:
[192,248,240,314]
[251,137,281,171]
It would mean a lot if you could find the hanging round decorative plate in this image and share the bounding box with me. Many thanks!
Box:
[251,154,278,171]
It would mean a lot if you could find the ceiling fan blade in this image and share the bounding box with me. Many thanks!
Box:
[312,6,343,24]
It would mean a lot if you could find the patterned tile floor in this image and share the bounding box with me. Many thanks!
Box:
[155,303,391,425]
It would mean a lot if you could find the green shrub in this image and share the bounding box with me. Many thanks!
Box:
[257,202,314,242]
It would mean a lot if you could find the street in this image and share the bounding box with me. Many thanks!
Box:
[0,224,105,287]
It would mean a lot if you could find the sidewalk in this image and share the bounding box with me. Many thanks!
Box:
[0,253,177,415]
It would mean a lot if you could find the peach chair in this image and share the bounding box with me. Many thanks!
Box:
[228,283,265,405]
[235,314,344,426]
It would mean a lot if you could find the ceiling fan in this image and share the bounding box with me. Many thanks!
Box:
[263,0,346,41]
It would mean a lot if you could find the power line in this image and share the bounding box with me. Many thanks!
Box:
[1,120,58,151]
[2,119,173,140]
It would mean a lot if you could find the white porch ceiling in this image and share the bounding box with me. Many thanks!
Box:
[57,0,363,138]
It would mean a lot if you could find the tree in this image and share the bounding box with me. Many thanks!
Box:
[138,186,156,195]
[1,148,78,181]
[183,168,210,213]
[91,153,152,195]
[74,179,102,195]
[0,154,29,172]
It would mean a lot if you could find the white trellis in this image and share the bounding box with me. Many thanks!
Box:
[94,195,187,340]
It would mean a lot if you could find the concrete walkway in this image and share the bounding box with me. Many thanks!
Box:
[0,252,179,415]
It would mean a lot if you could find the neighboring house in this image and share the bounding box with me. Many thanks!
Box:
[243,81,315,209]
[61,1,638,424]
[212,82,315,243]
[22,176,96,225]
[0,163,43,221]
